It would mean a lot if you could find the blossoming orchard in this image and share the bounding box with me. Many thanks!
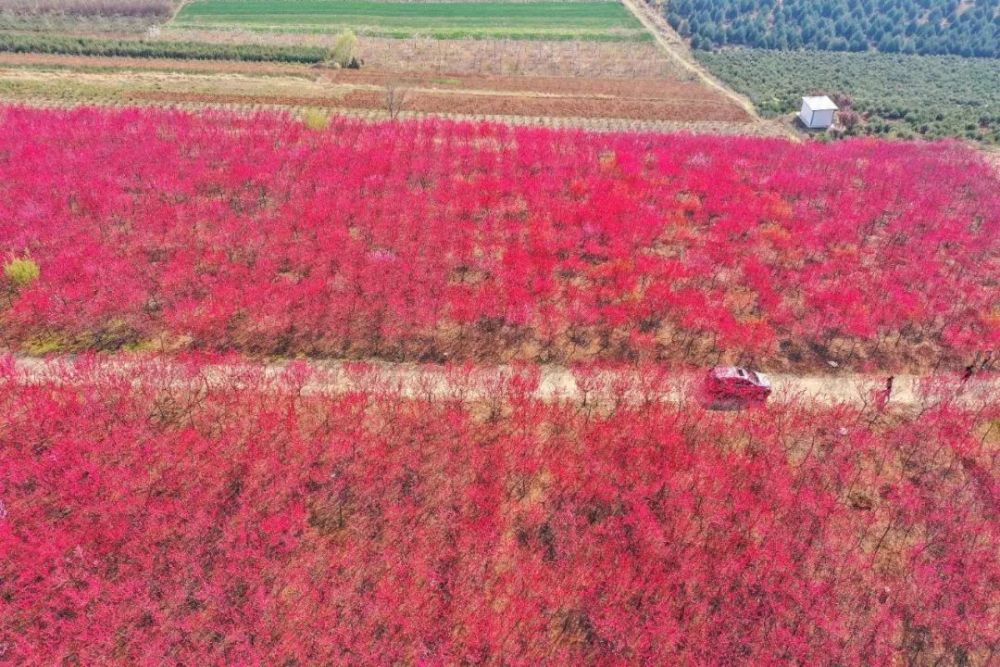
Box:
[0,104,997,665]
[0,107,996,368]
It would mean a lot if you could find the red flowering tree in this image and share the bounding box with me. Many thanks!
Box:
[0,106,996,370]
[0,358,996,664]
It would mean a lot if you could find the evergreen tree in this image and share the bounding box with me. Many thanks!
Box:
[663,0,997,57]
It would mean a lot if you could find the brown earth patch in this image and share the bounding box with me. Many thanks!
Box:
[342,89,750,122]
[0,34,757,127]
[129,86,751,123]
[159,30,682,78]
[318,67,724,99]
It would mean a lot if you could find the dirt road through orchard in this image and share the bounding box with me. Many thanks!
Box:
[6,355,996,408]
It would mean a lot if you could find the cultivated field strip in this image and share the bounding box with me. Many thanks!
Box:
[0,94,780,133]
[171,0,650,41]
[0,55,757,125]
[8,356,997,409]
[158,31,681,77]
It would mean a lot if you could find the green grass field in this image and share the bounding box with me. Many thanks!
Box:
[172,0,650,41]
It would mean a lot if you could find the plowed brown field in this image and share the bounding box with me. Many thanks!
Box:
[0,52,753,124]
[123,71,749,122]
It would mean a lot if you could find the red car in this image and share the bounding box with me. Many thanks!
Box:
[700,366,772,410]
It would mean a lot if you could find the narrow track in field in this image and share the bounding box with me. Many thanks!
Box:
[6,355,996,409]
[166,0,190,27]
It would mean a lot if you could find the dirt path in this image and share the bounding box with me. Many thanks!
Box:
[166,0,189,26]
[618,0,797,139]
[982,146,1000,175]
[7,355,996,409]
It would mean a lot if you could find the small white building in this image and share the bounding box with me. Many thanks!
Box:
[799,96,838,129]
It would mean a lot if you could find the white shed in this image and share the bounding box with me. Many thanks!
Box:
[799,96,838,129]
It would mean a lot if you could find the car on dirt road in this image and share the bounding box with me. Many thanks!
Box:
[700,366,772,410]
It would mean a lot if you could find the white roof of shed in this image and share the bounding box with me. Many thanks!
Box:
[802,96,838,111]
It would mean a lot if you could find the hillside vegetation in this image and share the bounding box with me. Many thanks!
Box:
[664,0,998,57]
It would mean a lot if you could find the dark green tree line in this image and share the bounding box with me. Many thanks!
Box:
[665,0,998,58]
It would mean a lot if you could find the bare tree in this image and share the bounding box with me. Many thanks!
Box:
[384,82,410,121]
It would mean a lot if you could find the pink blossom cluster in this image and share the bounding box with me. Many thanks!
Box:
[0,358,997,664]
[1,106,996,367]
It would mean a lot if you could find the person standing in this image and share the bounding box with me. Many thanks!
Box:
[874,376,894,411]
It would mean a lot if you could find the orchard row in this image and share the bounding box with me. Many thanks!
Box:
[1,106,997,369]
[1,358,996,664]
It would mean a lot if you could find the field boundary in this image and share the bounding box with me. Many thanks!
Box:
[166,0,190,25]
